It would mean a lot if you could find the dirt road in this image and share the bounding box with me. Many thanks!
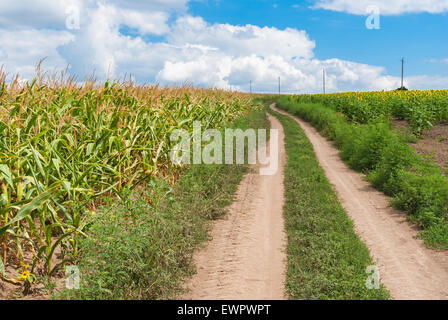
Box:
[183,113,287,300]
[272,104,448,300]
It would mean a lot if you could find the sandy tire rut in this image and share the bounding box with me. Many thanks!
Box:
[272,104,448,300]
[183,113,287,300]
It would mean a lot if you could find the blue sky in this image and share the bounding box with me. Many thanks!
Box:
[189,0,448,78]
[0,0,447,93]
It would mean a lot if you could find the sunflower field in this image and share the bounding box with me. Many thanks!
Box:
[292,90,448,134]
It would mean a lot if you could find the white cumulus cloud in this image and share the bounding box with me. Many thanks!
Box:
[313,0,448,15]
[0,29,74,79]
[168,16,316,59]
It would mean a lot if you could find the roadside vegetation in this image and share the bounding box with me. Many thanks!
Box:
[275,96,448,249]
[267,104,390,300]
[55,109,269,300]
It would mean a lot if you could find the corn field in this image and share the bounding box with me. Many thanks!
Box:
[0,70,253,285]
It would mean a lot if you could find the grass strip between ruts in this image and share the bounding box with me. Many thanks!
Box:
[268,106,390,300]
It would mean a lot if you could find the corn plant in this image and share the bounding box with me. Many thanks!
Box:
[0,70,253,285]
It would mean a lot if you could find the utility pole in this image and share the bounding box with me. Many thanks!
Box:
[323,68,326,94]
[250,80,252,94]
[278,77,280,95]
[401,57,405,89]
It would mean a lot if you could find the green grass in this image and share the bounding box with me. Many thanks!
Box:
[267,106,390,300]
[275,97,448,249]
[56,109,269,300]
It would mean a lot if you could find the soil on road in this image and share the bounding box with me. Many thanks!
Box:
[183,112,287,300]
[272,104,448,300]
